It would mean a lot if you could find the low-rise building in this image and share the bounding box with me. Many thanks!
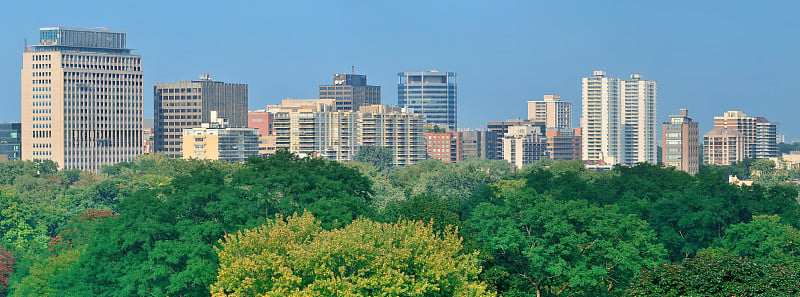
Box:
[182,112,260,162]
[425,132,460,162]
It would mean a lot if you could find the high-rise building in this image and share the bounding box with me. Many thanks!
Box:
[154,74,248,158]
[425,132,460,163]
[662,109,699,174]
[703,128,745,166]
[502,125,547,168]
[581,71,657,165]
[319,73,380,111]
[182,112,260,162]
[0,123,22,161]
[712,111,778,159]
[545,127,581,161]
[459,130,497,160]
[527,95,572,129]
[398,71,457,130]
[487,119,544,160]
[21,27,143,171]
[268,101,426,166]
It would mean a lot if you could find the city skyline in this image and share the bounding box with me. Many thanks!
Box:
[2,1,799,141]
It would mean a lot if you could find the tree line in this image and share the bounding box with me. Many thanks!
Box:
[0,151,799,296]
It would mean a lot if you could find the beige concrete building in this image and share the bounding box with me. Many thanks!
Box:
[502,125,547,168]
[713,111,778,159]
[527,95,572,129]
[21,27,143,171]
[703,128,745,166]
[662,109,699,174]
[268,101,425,166]
[181,112,259,162]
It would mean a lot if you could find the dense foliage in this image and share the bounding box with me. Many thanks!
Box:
[212,212,493,297]
[0,153,798,296]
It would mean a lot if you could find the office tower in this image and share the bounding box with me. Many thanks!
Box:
[502,125,547,168]
[398,71,457,131]
[21,27,143,171]
[425,132,460,163]
[703,128,745,165]
[546,127,581,161]
[182,112,260,162]
[154,74,248,158]
[319,73,381,111]
[712,111,778,159]
[459,130,497,160]
[662,109,699,174]
[0,123,22,160]
[581,71,657,165]
[487,119,544,160]
[527,95,572,129]
[269,101,426,166]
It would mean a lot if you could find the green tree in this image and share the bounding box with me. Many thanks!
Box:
[465,185,666,297]
[0,246,14,297]
[626,248,800,296]
[211,212,494,297]
[56,154,375,296]
[383,193,461,232]
[715,215,800,270]
[353,145,394,172]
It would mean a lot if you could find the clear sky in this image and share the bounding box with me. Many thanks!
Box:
[1,0,798,141]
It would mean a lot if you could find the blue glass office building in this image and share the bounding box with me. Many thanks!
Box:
[0,123,22,160]
[398,71,457,131]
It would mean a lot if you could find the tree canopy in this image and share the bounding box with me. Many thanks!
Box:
[212,212,494,297]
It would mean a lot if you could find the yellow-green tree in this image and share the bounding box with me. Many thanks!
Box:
[212,212,494,297]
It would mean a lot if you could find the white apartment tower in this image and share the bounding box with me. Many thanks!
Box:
[21,28,143,171]
[581,71,656,165]
[527,95,572,129]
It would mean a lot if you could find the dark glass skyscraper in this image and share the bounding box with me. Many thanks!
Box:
[0,122,21,160]
[398,71,457,131]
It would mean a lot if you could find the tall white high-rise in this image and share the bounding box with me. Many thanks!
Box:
[21,27,144,171]
[581,71,656,165]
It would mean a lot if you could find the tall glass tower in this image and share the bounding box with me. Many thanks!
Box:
[398,71,457,131]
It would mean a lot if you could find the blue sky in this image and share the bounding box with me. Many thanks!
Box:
[1,0,798,141]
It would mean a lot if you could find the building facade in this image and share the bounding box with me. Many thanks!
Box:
[487,119,544,160]
[712,111,778,159]
[425,132,460,163]
[502,125,547,168]
[0,123,22,160]
[154,74,248,158]
[703,128,745,166]
[459,130,497,160]
[546,127,581,161]
[182,113,259,163]
[21,27,143,171]
[527,95,572,129]
[398,71,457,130]
[581,71,657,165]
[269,101,426,166]
[319,73,380,111]
[662,109,699,174]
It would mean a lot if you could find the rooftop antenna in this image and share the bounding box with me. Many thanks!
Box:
[352,66,354,75]
[24,38,28,52]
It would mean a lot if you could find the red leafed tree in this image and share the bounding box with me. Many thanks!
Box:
[0,246,15,296]
[48,209,117,256]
